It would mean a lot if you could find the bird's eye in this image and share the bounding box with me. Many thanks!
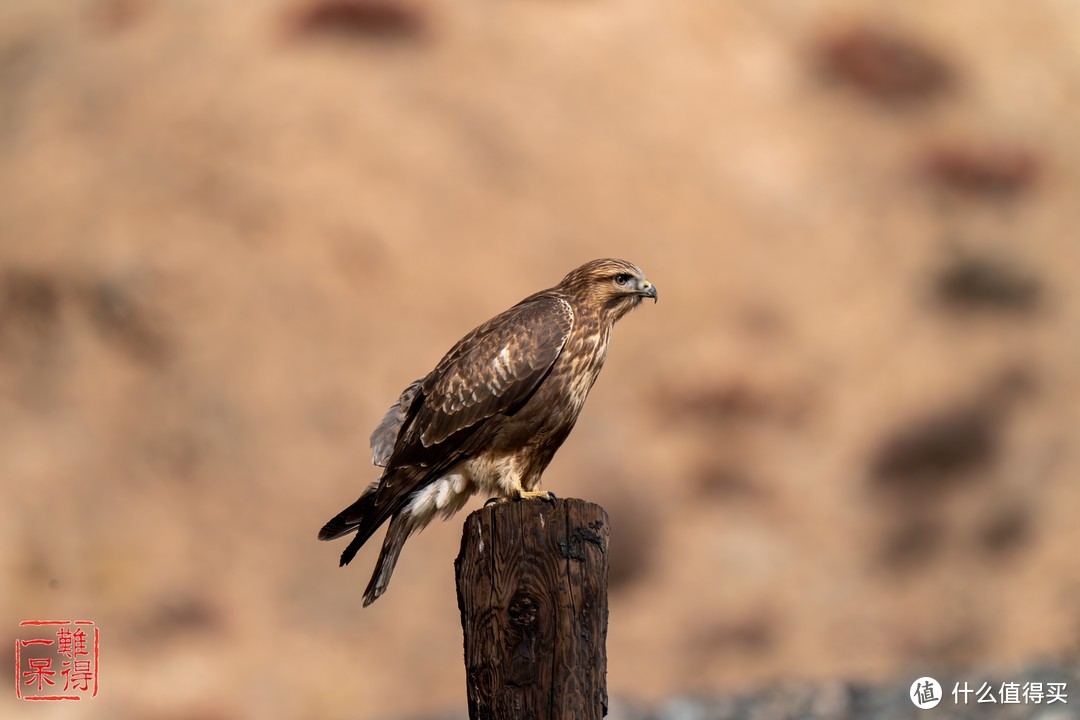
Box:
[614,273,632,286]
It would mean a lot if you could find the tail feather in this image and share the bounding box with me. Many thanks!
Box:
[318,503,362,542]
[318,491,373,541]
[362,513,411,606]
[318,483,390,567]
[319,471,418,605]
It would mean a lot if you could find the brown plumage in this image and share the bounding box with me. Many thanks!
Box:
[318,258,657,606]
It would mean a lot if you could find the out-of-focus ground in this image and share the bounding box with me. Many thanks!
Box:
[2,1,1079,718]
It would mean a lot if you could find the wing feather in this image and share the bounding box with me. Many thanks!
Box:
[370,378,422,467]
[390,294,573,465]
[327,295,574,553]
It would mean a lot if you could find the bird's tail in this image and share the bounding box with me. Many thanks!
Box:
[362,513,411,606]
[318,482,389,567]
[318,476,417,604]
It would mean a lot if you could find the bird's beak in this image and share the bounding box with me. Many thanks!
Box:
[637,279,658,302]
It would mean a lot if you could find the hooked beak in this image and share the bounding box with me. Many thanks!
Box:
[637,279,658,303]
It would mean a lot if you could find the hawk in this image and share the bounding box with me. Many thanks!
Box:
[318,258,657,606]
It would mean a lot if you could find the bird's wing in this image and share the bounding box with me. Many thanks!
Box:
[370,378,423,467]
[330,295,572,547]
[387,294,574,467]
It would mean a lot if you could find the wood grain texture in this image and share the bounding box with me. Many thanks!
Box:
[456,498,610,720]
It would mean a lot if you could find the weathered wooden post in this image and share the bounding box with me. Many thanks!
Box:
[455,498,610,720]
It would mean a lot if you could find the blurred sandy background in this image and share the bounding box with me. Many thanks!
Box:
[2,0,1079,718]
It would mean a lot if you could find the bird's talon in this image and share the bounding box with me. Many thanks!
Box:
[515,489,555,502]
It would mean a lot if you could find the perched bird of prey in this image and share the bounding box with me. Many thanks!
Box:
[319,258,657,606]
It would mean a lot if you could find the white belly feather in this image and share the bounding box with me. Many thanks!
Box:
[404,453,524,529]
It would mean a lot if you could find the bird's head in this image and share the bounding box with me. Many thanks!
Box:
[557,258,657,321]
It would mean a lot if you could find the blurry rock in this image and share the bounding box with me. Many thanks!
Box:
[0,269,62,365]
[696,611,777,656]
[661,382,771,427]
[872,367,1035,498]
[87,0,151,34]
[923,141,1039,198]
[285,0,427,43]
[906,613,987,667]
[605,698,654,720]
[145,593,223,637]
[693,461,765,503]
[735,303,789,342]
[81,278,170,366]
[976,501,1032,556]
[870,403,1000,493]
[990,364,1038,403]
[141,425,215,483]
[934,255,1042,314]
[138,708,239,720]
[878,514,945,571]
[807,682,853,720]
[616,656,1080,720]
[819,24,953,104]
[659,379,812,433]
[0,269,60,338]
[593,488,656,592]
[655,684,855,720]
[655,695,723,720]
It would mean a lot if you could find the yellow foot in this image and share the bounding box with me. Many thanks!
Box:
[484,490,557,506]
[516,489,556,503]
